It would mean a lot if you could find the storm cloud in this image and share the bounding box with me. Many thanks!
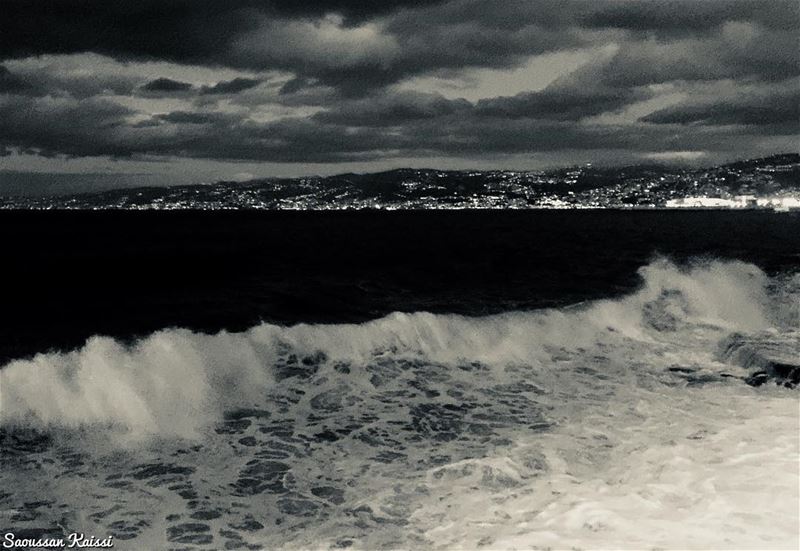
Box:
[0,0,797,172]
[200,78,262,95]
[142,78,193,93]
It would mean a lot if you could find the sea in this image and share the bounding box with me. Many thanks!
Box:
[0,210,798,550]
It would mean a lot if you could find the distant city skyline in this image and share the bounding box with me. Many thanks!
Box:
[3,152,796,208]
[1,1,798,189]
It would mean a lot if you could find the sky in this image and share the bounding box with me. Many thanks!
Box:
[0,0,798,189]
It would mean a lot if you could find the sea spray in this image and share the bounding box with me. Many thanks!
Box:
[0,257,790,438]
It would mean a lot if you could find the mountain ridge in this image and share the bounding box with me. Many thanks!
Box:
[2,153,798,210]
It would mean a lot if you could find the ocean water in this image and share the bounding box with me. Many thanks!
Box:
[0,211,798,550]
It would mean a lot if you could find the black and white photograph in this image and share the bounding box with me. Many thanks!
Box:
[0,1,798,549]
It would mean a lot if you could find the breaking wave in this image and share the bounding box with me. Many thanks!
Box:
[1,256,798,549]
[0,257,793,438]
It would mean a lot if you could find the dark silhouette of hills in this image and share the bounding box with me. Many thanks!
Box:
[1,153,797,210]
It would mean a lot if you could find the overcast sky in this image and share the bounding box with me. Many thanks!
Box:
[1,0,798,187]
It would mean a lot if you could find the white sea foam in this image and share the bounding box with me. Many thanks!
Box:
[411,382,799,550]
[0,257,797,550]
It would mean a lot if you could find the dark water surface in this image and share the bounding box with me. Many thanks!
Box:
[1,210,799,550]
[2,210,799,362]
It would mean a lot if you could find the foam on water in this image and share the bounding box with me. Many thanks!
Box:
[0,257,784,438]
[413,381,799,550]
[0,257,797,549]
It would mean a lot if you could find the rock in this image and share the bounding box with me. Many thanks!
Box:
[745,371,769,387]
[719,332,799,387]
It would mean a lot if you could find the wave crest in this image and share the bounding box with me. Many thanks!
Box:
[0,257,792,438]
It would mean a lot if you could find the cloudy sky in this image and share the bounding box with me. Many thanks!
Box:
[1,0,798,188]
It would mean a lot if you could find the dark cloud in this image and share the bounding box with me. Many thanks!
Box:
[200,78,261,95]
[142,78,193,92]
[1,57,142,98]
[312,92,471,126]
[0,61,139,98]
[313,85,647,128]
[279,77,310,96]
[0,65,32,94]
[642,87,800,127]
[1,0,797,95]
[582,0,799,34]
[154,111,228,125]
[1,1,243,64]
[267,3,595,93]
[0,95,137,157]
[0,1,445,62]
[608,30,798,85]
[266,0,447,20]
[474,87,646,121]
[4,89,790,165]
[1,1,798,167]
